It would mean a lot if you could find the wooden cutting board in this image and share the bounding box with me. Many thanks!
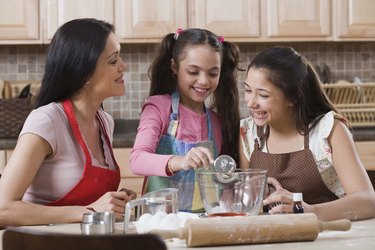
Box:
[151,213,351,247]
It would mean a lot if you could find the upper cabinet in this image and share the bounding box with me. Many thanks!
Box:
[0,0,374,44]
[189,0,260,41]
[334,0,375,40]
[43,0,114,43]
[0,0,40,44]
[115,0,187,43]
[264,0,331,40]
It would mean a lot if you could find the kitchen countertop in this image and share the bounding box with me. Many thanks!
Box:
[0,217,374,250]
[0,119,374,150]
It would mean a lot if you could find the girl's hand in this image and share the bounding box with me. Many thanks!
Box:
[168,146,214,172]
[263,188,310,214]
[87,191,135,220]
[263,188,293,214]
[264,177,283,197]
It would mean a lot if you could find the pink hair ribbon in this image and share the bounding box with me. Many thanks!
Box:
[174,28,184,40]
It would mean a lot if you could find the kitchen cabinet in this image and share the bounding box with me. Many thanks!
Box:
[0,150,12,174]
[0,0,40,44]
[114,0,187,43]
[189,0,260,40]
[264,0,331,40]
[189,0,331,42]
[43,0,114,43]
[356,141,375,171]
[0,151,5,174]
[113,148,143,198]
[1,0,374,44]
[334,0,375,40]
[0,0,114,44]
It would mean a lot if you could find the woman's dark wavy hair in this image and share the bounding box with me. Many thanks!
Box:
[248,47,347,134]
[148,28,242,163]
[35,18,114,108]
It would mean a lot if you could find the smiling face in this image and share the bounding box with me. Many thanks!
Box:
[87,32,127,100]
[244,67,294,127]
[171,44,221,113]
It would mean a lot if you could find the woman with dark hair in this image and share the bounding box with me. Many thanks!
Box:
[0,18,136,226]
[130,28,241,212]
[239,46,375,221]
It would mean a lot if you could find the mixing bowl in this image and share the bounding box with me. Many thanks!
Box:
[197,169,267,216]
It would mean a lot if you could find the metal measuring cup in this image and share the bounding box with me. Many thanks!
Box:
[213,154,237,183]
[81,212,115,235]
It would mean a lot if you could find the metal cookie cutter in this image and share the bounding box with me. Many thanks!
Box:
[123,188,179,232]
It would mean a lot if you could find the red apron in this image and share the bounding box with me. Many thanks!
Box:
[48,100,120,206]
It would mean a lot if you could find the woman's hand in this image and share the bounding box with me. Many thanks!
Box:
[168,146,214,172]
[119,188,137,200]
[88,190,136,220]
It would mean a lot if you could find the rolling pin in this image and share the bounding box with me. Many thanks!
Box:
[150,213,351,247]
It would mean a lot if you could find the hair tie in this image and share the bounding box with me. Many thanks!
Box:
[174,28,184,40]
[218,36,224,43]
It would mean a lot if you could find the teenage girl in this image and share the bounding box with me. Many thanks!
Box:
[239,47,375,221]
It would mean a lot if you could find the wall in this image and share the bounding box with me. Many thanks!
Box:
[0,42,374,119]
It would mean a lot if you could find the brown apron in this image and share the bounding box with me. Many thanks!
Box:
[249,126,338,204]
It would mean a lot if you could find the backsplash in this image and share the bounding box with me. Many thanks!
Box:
[0,42,374,119]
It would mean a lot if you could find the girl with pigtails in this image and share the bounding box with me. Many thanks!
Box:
[130,28,241,212]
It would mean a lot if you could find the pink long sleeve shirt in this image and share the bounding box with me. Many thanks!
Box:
[130,94,223,176]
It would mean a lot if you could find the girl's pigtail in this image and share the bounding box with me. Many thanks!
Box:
[149,33,176,96]
[213,41,243,164]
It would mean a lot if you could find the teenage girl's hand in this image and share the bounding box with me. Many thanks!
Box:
[87,191,135,220]
[168,146,214,172]
[264,177,283,197]
[263,188,311,214]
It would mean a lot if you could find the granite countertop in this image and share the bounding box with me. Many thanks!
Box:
[0,119,374,150]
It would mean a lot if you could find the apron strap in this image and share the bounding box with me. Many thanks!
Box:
[62,99,92,167]
[96,112,119,170]
[304,132,310,149]
[167,91,180,136]
[167,90,213,141]
[255,125,267,150]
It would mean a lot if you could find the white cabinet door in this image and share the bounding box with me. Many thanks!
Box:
[115,0,187,42]
[335,0,375,39]
[43,0,114,42]
[189,0,260,40]
[0,0,40,44]
[265,0,331,39]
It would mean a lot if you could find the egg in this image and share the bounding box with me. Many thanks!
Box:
[147,211,167,231]
[135,213,152,233]
[159,213,179,230]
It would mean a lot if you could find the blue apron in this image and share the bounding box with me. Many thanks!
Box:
[144,91,217,212]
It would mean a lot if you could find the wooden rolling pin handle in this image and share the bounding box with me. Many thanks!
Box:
[150,228,187,240]
[319,219,351,232]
